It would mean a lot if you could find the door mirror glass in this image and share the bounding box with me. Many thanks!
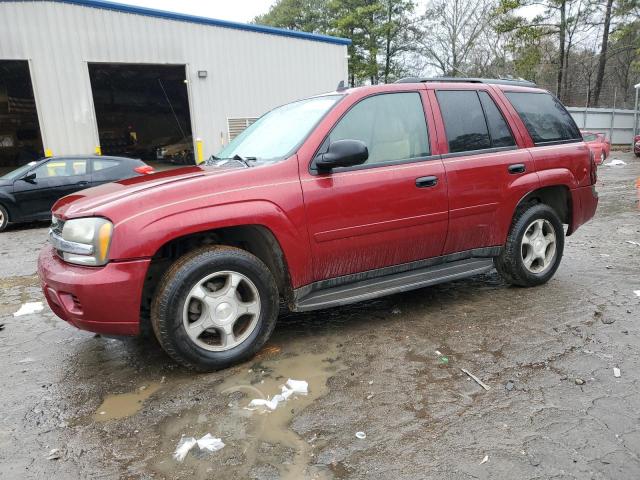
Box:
[314,139,368,172]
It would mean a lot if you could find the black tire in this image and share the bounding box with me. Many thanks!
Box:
[494,203,564,287]
[0,204,8,232]
[151,246,279,371]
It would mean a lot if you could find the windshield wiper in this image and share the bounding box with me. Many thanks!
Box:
[205,154,258,168]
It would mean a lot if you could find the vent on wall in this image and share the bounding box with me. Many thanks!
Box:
[227,117,258,141]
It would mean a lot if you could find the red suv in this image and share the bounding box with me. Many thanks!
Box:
[38,78,598,370]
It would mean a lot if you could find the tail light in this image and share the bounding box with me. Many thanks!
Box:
[134,165,155,175]
[589,150,597,184]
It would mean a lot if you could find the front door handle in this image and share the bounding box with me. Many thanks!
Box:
[508,163,526,174]
[415,176,438,188]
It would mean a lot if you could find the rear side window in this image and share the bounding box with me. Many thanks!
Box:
[93,159,120,171]
[478,91,515,148]
[505,92,581,144]
[582,133,597,142]
[436,90,490,153]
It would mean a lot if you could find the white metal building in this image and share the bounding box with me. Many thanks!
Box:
[0,0,349,166]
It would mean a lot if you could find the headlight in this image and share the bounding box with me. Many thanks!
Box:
[49,217,113,266]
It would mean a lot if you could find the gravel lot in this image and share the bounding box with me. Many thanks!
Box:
[1,151,639,479]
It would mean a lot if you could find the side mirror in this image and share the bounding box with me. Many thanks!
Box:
[22,172,36,183]
[314,139,368,172]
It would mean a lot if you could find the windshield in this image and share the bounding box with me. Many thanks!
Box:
[0,161,38,180]
[215,95,342,162]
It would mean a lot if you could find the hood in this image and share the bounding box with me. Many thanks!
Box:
[53,164,245,219]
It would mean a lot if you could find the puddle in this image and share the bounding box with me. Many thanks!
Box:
[93,382,162,422]
[151,344,341,479]
[219,349,337,479]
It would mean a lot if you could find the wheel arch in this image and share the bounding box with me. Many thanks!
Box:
[139,224,294,334]
[514,184,572,233]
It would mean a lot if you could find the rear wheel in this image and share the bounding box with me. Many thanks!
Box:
[494,204,564,287]
[151,246,279,371]
[0,205,8,232]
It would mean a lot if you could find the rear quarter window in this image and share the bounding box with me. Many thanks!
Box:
[505,92,581,145]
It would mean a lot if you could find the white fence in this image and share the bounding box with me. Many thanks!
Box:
[567,107,638,145]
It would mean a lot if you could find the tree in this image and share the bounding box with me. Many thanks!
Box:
[418,0,497,77]
[254,0,329,33]
[591,0,640,106]
[496,0,594,101]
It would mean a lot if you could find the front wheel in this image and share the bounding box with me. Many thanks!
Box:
[0,205,8,232]
[494,204,564,287]
[151,246,279,371]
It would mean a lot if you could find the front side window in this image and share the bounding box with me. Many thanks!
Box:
[436,90,491,153]
[34,159,87,178]
[216,95,342,162]
[328,92,430,165]
[505,92,581,144]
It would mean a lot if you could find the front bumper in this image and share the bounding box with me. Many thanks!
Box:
[37,245,150,335]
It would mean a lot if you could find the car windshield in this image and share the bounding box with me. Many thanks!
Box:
[0,161,38,180]
[215,95,343,163]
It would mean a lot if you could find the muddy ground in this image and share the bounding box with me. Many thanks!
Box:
[1,152,639,480]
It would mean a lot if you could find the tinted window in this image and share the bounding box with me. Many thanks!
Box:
[436,90,490,153]
[34,159,87,178]
[93,159,120,171]
[478,91,516,148]
[329,92,429,164]
[505,92,581,144]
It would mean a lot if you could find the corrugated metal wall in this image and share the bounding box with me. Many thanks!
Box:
[567,107,638,145]
[0,1,349,158]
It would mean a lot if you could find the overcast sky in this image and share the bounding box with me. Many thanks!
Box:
[115,0,542,25]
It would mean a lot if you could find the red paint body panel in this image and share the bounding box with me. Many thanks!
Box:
[37,81,599,336]
[38,245,148,335]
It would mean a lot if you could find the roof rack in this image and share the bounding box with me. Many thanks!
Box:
[395,77,537,87]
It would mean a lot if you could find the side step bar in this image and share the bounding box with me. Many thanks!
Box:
[294,257,494,312]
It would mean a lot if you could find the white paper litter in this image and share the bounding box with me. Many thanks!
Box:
[480,455,489,465]
[196,434,225,452]
[247,378,308,411]
[173,434,224,461]
[613,367,621,378]
[13,302,44,317]
[604,159,627,166]
[286,379,308,394]
[626,241,640,246]
[634,290,640,297]
[173,437,197,462]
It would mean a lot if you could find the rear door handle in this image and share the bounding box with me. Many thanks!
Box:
[76,181,89,186]
[415,176,438,188]
[508,163,526,174]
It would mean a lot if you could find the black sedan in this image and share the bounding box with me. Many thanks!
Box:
[0,155,154,231]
